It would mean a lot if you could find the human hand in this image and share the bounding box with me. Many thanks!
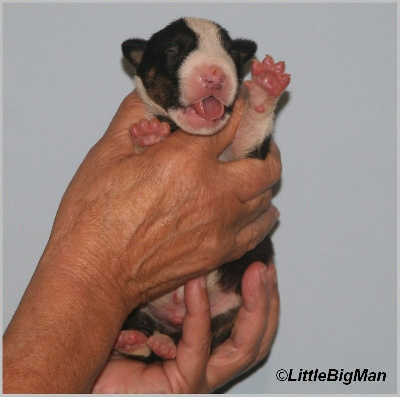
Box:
[3,91,281,394]
[92,261,280,393]
[41,91,282,310]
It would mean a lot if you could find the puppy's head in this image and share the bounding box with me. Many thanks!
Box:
[122,17,257,135]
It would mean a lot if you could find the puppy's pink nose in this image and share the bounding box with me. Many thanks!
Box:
[200,66,226,90]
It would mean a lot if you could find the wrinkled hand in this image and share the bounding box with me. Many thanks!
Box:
[92,262,280,394]
[44,91,282,309]
[3,90,282,394]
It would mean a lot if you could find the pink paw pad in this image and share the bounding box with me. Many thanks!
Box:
[114,330,151,357]
[129,118,171,147]
[245,55,290,112]
[147,333,177,360]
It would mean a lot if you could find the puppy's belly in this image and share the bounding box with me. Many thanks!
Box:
[142,270,241,331]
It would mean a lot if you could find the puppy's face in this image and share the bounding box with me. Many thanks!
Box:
[122,17,257,135]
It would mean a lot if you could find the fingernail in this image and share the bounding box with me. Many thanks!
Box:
[260,266,269,285]
[272,206,280,223]
[272,269,278,284]
[198,276,207,289]
[269,264,278,284]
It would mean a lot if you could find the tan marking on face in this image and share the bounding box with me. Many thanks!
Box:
[144,68,174,108]
[147,68,156,79]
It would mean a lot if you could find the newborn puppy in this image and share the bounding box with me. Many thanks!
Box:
[116,17,290,361]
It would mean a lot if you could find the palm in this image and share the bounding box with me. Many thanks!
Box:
[93,357,184,393]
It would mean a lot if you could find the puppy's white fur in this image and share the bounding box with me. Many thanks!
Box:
[179,17,238,106]
[135,17,239,136]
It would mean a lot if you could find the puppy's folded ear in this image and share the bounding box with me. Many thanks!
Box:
[121,38,147,69]
[231,39,257,64]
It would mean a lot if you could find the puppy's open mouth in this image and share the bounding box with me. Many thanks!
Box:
[170,96,229,135]
[189,96,225,121]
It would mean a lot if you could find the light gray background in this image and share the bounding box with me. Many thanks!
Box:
[3,2,397,394]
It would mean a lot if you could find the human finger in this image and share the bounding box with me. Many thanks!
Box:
[235,205,280,255]
[204,261,273,390]
[208,96,246,155]
[237,188,273,229]
[171,277,211,391]
[222,140,282,202]
[229,262,271,352]
[253,263,280,364]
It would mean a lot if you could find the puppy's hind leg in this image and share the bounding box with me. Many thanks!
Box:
[114,329,151,358]
[147,332,177,360]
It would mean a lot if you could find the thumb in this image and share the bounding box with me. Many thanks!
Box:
[209,95,246,156]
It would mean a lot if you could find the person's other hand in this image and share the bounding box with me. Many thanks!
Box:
[92,262,280,393]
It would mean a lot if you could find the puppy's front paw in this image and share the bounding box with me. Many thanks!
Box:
[129,118,171,147]
[244,55,290,113]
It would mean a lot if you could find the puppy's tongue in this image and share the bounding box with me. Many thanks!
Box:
[191,97,225,120]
